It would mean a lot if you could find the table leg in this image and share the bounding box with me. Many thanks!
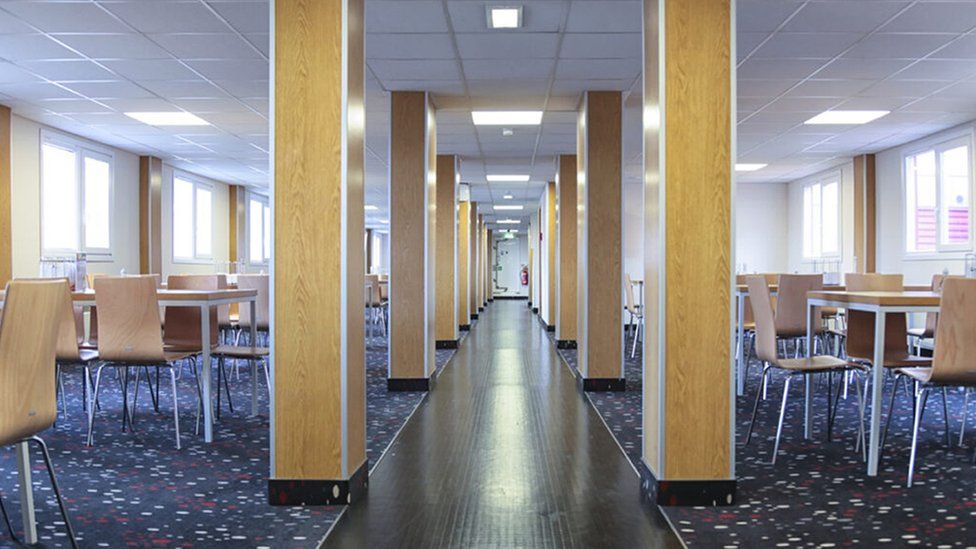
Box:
[804,302,814,439]
[16,441,37,544]
[868,311,886,476]
[736,293,745,397]
[250,299,258,417]
[201,305,213,443]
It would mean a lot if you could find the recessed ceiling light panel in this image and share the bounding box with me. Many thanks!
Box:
[365,205,379,211]
[804,110,889,125]
[735,163,768,172]
[493,205,524,211]
[497,219,521,224]
[125,111,210,126]
[487,6,522,29]
[472,111,542,125]
[486,174,530,182]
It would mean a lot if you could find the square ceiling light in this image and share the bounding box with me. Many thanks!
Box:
[486,174,530,182]
[497,219,521,224]
[472,111,542,125]
[487,6,522,29]
[493,205,524,211]
[804,110,889,125]
[125,111,210,126]
[735,163,767,172]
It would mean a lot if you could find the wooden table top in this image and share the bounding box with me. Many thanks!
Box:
[0,288,258,302]
[807,290,940,306]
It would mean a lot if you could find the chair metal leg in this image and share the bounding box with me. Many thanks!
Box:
[745,364,769,446]
[86,365,106,446]
[908,387,930,487]
[772,376,793,464]
[222,358,234,414]
[170,368,181,450]
[56,365,67,420]
[961,388,970,446]
[880,374,901,458]
[941,387,951,447]
[27,437,78,549]
[0,486,18,544]
[854,374,867,461]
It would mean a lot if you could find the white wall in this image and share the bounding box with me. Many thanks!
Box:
[493,233,528,297]
[370,230,390,274]
[539,192,552,323]
[529,211,540,305]
[160,164,230,278]
[786,161,857,274]
[10,115,140,278]
[876,122,976,285]
[735,182,789,274]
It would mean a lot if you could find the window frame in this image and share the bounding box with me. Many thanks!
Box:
[801,171,842,262]
[171,171,214,264]
[902,131,975,259]
[246,191,270,266]
[39,129,115,261]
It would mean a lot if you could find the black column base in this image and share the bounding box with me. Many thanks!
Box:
[546,324,555,332]
[638,461,736,506]
[556,339,577,349]
[269,460,368,506]
[478,307,484,312]
[436,339,459,349]
[527,301,533,308]
[387,377,430,392]
[580,377,626,392]
[459,324,471,331]
[471,313,479,320]
[532,307,539,314]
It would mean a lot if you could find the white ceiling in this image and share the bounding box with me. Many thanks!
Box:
[0,1,974,231]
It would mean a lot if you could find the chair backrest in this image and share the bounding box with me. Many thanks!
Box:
[216,274,231,327]
[94,276,166,363]
[164,274,219,349]
[746,276,778,363]
[87,272,108,344]
[624,274,638,314]
[0,279,69,446]
[55,281,84,362]
[237,274,269,331]
[844,273,907,362]
[365,274,382,307]
[922,274,946,337]
[931,277,976,383]
[379,281,389,301]
[774,274,823,337]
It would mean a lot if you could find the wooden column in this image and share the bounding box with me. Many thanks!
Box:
[555,155,578,348]
[139,155,163,275]
[270,0,367,505]
[544,181,557,328]
[853,154,876,273]
[435,154,459,347]
[641,0,735,506]
[458,200,471,329]
[469,203,480,319]
[0,106,10,287]
[228,185,245,267]
[576,91,624,391]
[486,229,494,301]
[389,91,436,390]
[476,214,485,311]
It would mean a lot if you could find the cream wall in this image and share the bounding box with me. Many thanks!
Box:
[735,182,789,274]
[876,121,976,285]
[538,192,552,324]
[10,114,140,278]
[9,113,231,281]
[161,164,230,278]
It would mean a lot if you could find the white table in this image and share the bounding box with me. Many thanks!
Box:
[806,290,940,477]
[5,287,258,543]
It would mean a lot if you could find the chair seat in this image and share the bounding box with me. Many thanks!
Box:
[827,328,846,338]
[776,355,857,372]
[897,367,933,383]
[212,345,269,359]
[164,350,198,363]
[852,353,932,369]
[59,349,99,365]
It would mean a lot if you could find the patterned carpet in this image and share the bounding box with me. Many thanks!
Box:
[0,334,456,548]
[549,332,976,547]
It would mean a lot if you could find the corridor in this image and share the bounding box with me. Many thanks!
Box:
[323,301,680,547]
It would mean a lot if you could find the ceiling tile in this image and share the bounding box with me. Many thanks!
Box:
[150,33,263,60]
[19,59,116,82]
[211,1,269,34]
[103,1,229,33]
[566,2,641,33]
[1,2,131,33]
[0,34,80,60]
[784,1,914,33]
[456,33,559,59]
[367,33,455,59]
[881,2,976,33]
[366,1,448,33]
[560,33,641,59]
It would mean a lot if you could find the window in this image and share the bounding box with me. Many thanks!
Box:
[40,133,113,257]
[802,176,840,259]
[248,193,271,264]
[172,174,213,261]
[905,137,972,254]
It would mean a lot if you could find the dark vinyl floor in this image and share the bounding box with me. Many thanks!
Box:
[324,300,681,548]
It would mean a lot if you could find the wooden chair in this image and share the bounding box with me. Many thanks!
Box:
[164,274,219,352]
[885,277,976,486]
[88,276,197,449]
[0,280,78,546]
[236,274,269,344]
[52,281,98,420]
[774,273,825,349]
[365,274,385,338]
[215,274,271,415]
[845,273,931,370]
[743,276,867,463]
[907,274,945,352]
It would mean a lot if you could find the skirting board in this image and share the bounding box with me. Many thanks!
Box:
[269,460,369,506]
[638,461,736,506]
[387,377,431,392]
[579,377,625,392]
[556,340,577,349]
[436,339,459,349]
[459,324,471,331]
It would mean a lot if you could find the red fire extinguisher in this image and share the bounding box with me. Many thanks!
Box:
[521,265,529,286]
